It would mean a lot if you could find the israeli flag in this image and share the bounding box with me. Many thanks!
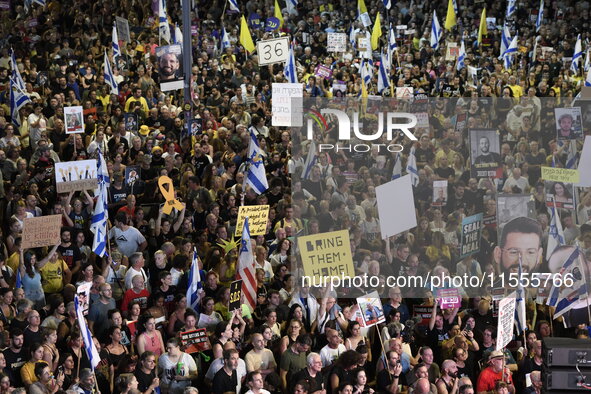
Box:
[9,49,26,91]
[174,24,183,44]
[284,45,298,83]
[457,39,466,71]
[9,77,31,127]
[546,197,565,261]
[228,0,240,12]
[186,249,203,311]
[90,148,109,257]
[391,153,402,180]
[221,26,231,51]
[75,296,101,370]
[566,140,578,168]
[360,58,373,86]
[506,0,516,18]
[586,68,591,87]
[383,0,391,9]
[406,146,419,186]
[500,23,511,59]
[378,52,390,93]
[503,35,518,70]
[159,0,171,44]
[286,0,297,15]
[430,10,442,50]
[571,34,582,73]
[245,131,269,194]
[103,51,119,95]
[388,23,397,63]
[112,24,121,58]
[536,0,543,32]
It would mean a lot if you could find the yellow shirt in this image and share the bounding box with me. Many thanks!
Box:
[21,360,47,386]
[508,84,523,98]
[39,259,67,294]
[124,96,150,116]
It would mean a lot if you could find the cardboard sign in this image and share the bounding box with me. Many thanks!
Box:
[235,205,269,236]
[115,16,131,42]
[229,280,242,312]
[298,230,355,282]
[460,213,483,258]
[327,33,347,52]
[437,288,461,309]
[445,43,459,61]
[314,64,333,80]
[256,36,290,66]
[76,282,92,316]
[541,167,580,183]
[376,175,417,239]
[357,37,370,52]
[357,291,386,327]
[22,215,62,249]
[158,176,184,214]
[64,106,84,134]
[271,83,303,127]
[55,160,98,193]
[496,294,516,350]
[413,304,434,326]
[180,328,211,353]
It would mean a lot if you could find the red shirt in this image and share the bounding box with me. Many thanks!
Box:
[120,288,150,313]
[477,366,513,393]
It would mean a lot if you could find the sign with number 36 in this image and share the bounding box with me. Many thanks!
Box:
[256,36,290,66]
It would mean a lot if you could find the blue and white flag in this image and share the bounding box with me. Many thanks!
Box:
[430,11,442,50]
[95,147,110,193]
[406,146,419,186]
[349,26,357,49]
[515,255,527,334]
[221,25,231,51]
[457,39,466,71]
[585,49,591,72]
[378,52,390,93]
[173,24,183,44]
[75,295,101,370]
[536,0,543,32]
[228,0,240,12]
[159,0,171,44]
[500,23,511,59]
[9,77,31,128]
[391,153,402,180]
[112,24,121,58]
[9,49,26,91]
[388,23,397,64]
[302,140,317,180]
[90,148,109,258]
[586,68,591,87]
[284,45,298,83]
[103,51,119,95]
[506,0,517,19]
[383,0,391,10]
[571,34,583,73]
[503,35,518,70]
[286,0,297,15]
[237,217,257,310]
[566,140,578,168]
[186,249,203,311]
[360,58,373,86]
[546,197,565,261]
[245,131,269,194]
[547,247,587,319]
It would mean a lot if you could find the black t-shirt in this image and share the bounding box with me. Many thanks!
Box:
[212,368,237,394]
[3,348,25,387]
[377,368,407,392]
[58,244,82,270]
[291,367,324,393]
[134,367,156,393]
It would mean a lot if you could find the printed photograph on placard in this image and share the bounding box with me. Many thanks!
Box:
[470,129,502,178]
[555,107,583,140]
[432,180,448,207]
[64,106,84,134]
[545,181,575,209]
[124,112,138,133]
[156,44,183,91]
[496,194,536,238]
[189,119,202,136]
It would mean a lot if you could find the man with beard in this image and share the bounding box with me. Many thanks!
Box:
[159,51,181,82]
[3,328,26,387]
[436,360,459,394]
[493,217,543,275]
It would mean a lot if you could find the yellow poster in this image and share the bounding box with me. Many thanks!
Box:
[541,167,579,183]
[235,205,270,236]
[298,230,355,282]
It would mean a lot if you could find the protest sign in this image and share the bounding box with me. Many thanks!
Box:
[432,180,448,207]
[158,176,184,214]
[541,167,580,183]
[55,160,98,193]
[460,213,483,258]
[77,282,92,316]
[496,294,516,350]
[470,129,502,178]
[256,36,290,65]
[22,215,62,249]
[327,33,347,52]
[376,175,417,239]
[396,87,413,98]
[115,16,131,42]
[64,106,84,134]
[156,44,184,92]
[298,230,355,282]
[271,83,303,127]
[314,64,333,79]
[357,291,386,327]
[235,205,269,236]
[413,305,434,326]
[229,280,242,312]
[180,328,211,353]
[445,43,459,61]
[436,288,461,309]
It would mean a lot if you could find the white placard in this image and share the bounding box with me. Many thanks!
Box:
[359,12,371,27]
[116,16,131,43]
[271,83,303,127]
[576,135,591,187]
[256,36,290,66]
[327,33,347,52]
[496,293,516,350]
[376,174,417,239]
[396,87,413,98]
[64,106,84,134]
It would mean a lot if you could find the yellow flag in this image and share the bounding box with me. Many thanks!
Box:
[478,8,487,46]
[445,0,456,30]
[358,0,367,14]
[240,15,256,54]
[371,14,382,50]
[274,0,284,28]
[361,78,368,98]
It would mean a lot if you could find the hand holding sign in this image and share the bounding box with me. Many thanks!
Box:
[158,176,184,214]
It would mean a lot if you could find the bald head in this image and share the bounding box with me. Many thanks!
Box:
[415,378,431,394]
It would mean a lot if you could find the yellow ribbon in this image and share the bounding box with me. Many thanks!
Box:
[158,176,183,214]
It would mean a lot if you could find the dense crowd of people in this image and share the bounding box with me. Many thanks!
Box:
[0,0,590,393]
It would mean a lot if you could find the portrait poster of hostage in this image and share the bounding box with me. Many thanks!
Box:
[469,129,502,179]
[157,44,183,92]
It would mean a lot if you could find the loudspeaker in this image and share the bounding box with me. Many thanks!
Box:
[542,338,591,367]
[543,367,591,391]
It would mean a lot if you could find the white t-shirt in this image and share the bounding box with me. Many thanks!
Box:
[158,352,197,393]
[320,344,347,367]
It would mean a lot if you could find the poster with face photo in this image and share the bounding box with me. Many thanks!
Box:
[545,181,575,209]
[555,107,583,140]
[432,180,448,207]
[157,44,183,92]
[189,118,202,136]
[64,106,84,134]
[496,194,536,240]
[470,129,502,178]
[124,112,138,133]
